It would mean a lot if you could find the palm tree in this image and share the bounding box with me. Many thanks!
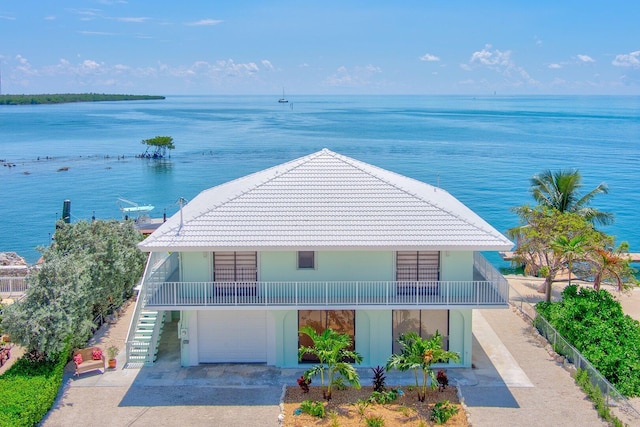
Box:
[298,326,363,400]
[386,331,460,402]
[551,234,587,286]
[530,169,613,226]
[588,243,638,291]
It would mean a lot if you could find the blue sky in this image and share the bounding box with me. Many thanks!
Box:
[1,1,638,95]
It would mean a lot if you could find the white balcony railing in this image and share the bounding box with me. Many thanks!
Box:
[142,279,507,308]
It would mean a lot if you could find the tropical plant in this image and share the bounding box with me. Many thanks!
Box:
[299,400,325,418]
[371,365,386,392]
[587,242,638,291]
[107,346,119,360]
[386,331,460,402]
[365,415,385,427]
[551,234,588,286]
[297,375,311,393]
[430,400,459,424]
[298,326,363,400]
[368,389,398,404]
[529,169,613,226]
[436,369,449,391]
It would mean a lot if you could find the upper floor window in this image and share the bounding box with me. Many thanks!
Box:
[298,251,315,269]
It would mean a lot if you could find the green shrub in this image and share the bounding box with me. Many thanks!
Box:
[537,285,640,396]
[300,399,325,418]
[574,369,625,426]
[368,389,398,404]
[365,415,385,427]
[0,352,67,426]
[430,400,458,425]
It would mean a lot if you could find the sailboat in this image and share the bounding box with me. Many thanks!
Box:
[278,87,288,103]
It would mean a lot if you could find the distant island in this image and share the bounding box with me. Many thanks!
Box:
[0,93,165,105]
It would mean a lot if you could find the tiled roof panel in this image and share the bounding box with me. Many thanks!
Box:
[139,149,513,251]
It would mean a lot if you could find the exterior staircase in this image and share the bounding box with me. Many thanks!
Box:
[126,309,165,366]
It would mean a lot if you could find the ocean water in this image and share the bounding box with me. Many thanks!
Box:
[1,95,638,266]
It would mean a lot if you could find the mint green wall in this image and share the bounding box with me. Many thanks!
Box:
[440,251,473,281]
[180,252,211,281]
[356,310,392,367]
[260,251,394,281]
[448,309,472,367]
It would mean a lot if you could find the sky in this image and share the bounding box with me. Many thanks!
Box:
[1,1,639,96]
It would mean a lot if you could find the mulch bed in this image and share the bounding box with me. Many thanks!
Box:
[282,385,469,426]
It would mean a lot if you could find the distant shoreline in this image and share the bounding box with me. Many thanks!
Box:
[0,93,165,105]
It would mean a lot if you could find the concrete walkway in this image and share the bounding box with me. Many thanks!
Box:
[39,276,635,427]
[460,308,607,427]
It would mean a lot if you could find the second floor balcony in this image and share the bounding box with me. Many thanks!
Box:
[138,251,509,310]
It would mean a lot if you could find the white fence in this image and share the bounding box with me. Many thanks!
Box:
[0,277,28,296]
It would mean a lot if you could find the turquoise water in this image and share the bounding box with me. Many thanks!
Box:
[1,95,638,265]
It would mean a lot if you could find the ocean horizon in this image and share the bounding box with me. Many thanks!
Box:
[1,95,638,266]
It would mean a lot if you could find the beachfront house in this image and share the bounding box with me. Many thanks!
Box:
[127,149,513,368]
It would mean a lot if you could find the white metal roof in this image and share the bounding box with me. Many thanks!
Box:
[139,149,513,252]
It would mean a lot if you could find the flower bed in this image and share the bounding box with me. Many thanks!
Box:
[282,385,468,426]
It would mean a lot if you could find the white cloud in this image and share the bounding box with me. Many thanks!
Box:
[186,19,222,26]
[465,44,538,86]
[420,53,440,62]
[534,36,542,47]
[548,63,562,69]
[261,60,274,71]
[81,59,101,71]
[78,31,118,36]
[116,17,150,23]
[44,16,56,21]
[325,64,382,87]
[363,64,382,73]
[15,55,37,75]
[0,15,16,20]
[69,8,103,21]
[470,44,512,67]
[577,54,595,63]
[612,50,640,68]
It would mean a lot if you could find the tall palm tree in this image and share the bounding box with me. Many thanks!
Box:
[530,169,613,226]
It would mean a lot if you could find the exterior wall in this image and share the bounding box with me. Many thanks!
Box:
[179,310,199,366]
[176,250,475,368]
[448,309,472,367]
[440,251,473,281]
[259,251,394,281]
[179,252,211,281]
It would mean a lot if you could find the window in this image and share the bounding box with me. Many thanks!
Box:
[298,310,355,362]
[392,310,449,354]
[298,251,315,269]
[396,251,439,281]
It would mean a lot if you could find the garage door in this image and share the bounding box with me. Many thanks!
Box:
[197,311,267,363]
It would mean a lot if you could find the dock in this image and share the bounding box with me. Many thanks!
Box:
[500,251,640,263]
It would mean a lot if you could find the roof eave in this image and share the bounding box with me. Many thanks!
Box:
[138,243,514,253]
